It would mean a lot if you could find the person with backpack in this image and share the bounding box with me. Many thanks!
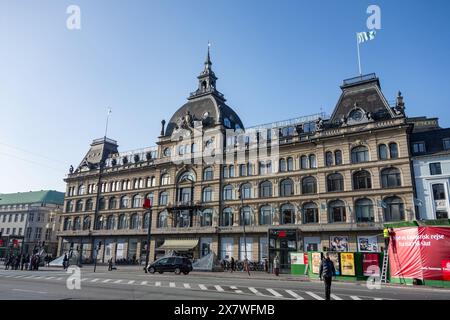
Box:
[319,252,337,300]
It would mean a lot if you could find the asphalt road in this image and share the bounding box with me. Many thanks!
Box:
[0,267,449,300]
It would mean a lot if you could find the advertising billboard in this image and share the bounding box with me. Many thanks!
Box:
[330,236,349,252]
[340,252,355,276]
[311,252,322,274]
[363,253,380,276]
[357,236,379,252]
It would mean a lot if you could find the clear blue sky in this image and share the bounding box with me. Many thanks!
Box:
[1,0,450,193]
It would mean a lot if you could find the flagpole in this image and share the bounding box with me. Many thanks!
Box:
[356,33,362,76]
[104,108,111,139]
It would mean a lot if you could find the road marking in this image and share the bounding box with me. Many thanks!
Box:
[91,278,100,282]
[45,277,55,280]
[350,296,362,300]
[113,280,122,284]
[331,294,343,300]
[230,286,243,294]
[285,290,304,300]
[183,283,191,289]
[198,284,208,290]
[34,276,43,279]
[266,288,283,297]
[374,298,383,300]
[14,275,26,279]
[127,280,135,285]
[155,281,161,287]
[12,288,47,294]
[169,282,176,288]
[248,287,264,296]
[305,291,324,300]
[140,281,148,285]
[81,278,89,282]
[214,285,224,292]
[102,279,111,283]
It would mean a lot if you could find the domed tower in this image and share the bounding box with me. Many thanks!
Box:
[161,46,244,139]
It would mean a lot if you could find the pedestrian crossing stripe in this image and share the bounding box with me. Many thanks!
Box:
[266,288,283,297]
[285,289,304,300]
[350,295,362,300]
[214,285,224,292]
[127,280,135,285]
[155,281,161,287]
[331,294,343,300]
[198,284,208,290]
[183,283,191,289]
[230,286,244,294]
[140,281,148,285]
[248,287,263,296]
[102,279,111,283]
[305,291,324,300]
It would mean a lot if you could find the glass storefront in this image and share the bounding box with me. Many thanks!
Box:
[268,228,298,273]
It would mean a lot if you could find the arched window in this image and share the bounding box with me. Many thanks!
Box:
[143,212,150,229]
[378,144,388,160]
[95,216,104,229]
[223,185,233,200]
[229,165,235,178]
[389,143,399,159]
[287,157,294,171]
[75,200,83,212]
[130,213,139,229]
[82,216,91,230]
[355,199,374,222]
[300,155,308,169]
[221,208,234,227]
[259,161,272,175]
[66,201,73,213]
[108,197,117,210]
[381,168,401,188]
[259,181,273,198]
[240,206,253,226]
[78,185,85,195]
[328,200,346,223]
[202,187,213,202]
[302,176,317,194]
[303,202,319,224]
[159,192,168,206]
[157,211,168,228]
[178,171,195,183]
[73,217,81,230]
[325,151,333,167]
[133,179,139,189]
[85,199,93,211]
[132,194,143,208]
[63,218,71,231]
[280,204,295,224]
[240,164,248,176]
[106,215,115,230]
[139,178,144,189]
[383,197,405,222]
[280,179,294,197]
[200,209,213,227]
[353,170,372,190]
[309,154,317,168]
[203,167,214,181]
[259,206,273,225]
[118,214,127,229]
[223,166,229,178]
[160,174,170,186]
[327,173,344,192]
[146,193,154,206]
[335,150,343,165]
[240,183,252,199]
[98,198,105,210]
[351,146,369,163]
[279,158,286,172]
[120,196,129,209]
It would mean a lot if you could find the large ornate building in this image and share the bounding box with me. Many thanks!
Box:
[57,49,416,271]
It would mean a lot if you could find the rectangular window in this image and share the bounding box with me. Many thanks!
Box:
[14,214,18,222]
[443,138,450,150]
[35,228,42,240]
[12,228,16,235]
[6,228,10,235]
[45,228,52,240]
[18,228,23,236]
[430,162,442,175]
[26,227,32,240]
[413,142,426,153]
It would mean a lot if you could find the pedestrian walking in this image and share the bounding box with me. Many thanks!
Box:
[230,257,235,273]
[24,254,30,270]
[108,258,113,271]
[15,254,21,270]
[319,252,336,300]
[63,253,69,270]
[273,255,280,276]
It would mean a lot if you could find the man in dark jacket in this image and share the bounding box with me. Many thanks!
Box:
[319,252,336,300]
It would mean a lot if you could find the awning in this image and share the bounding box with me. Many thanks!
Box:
[158,239,199,251]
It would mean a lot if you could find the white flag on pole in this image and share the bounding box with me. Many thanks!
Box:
[357,30,376,44]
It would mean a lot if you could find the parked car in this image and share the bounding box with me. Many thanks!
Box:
[147,256,192,275]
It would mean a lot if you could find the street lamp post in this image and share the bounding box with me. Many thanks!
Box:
[143,198,152,273]
[238,186,250,276]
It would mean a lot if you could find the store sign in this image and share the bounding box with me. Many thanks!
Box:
[340,253,355,276]
[269,229,296,238]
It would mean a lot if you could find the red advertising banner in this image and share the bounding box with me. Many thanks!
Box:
[389,227,450,280]
[363,253,380,276]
